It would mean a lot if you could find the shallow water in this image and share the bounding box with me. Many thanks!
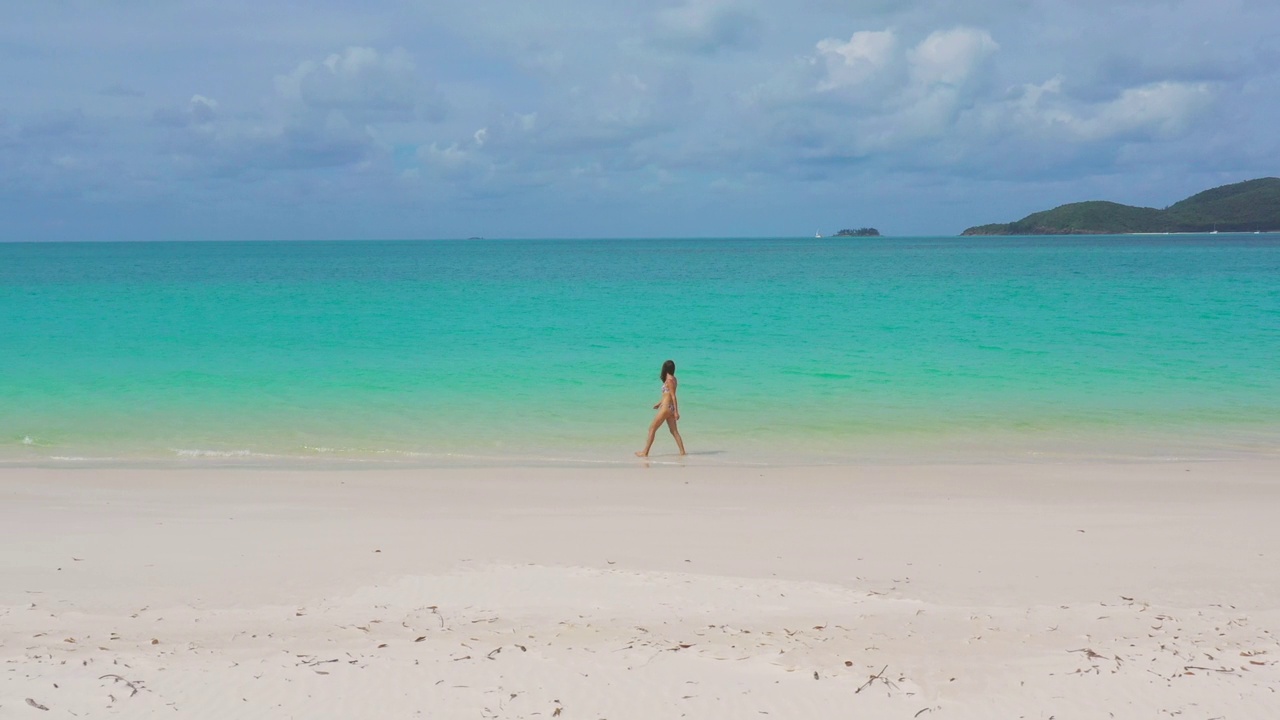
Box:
[2,236,1278,465]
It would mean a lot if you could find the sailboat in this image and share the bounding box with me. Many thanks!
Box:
[815,230,823,238]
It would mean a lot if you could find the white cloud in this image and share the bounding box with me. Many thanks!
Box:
[814,30,898,91]
[275,46,441,123]
[1088,81,1212,139]
[652,0,761,53]
[810,26,996,100]
[416,131,496,183]
[497,70,678,158]
[152,94,220,128]
[985,77,1213,144]
[148,46,453,180]
[907,27,998,88]
[418,141,469,168]
[788,26,1002,154]
[188,95,218,123]
[2,0,1272,238]
[738,21,1221,182]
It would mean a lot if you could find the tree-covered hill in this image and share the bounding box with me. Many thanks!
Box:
[962,177,1280,235]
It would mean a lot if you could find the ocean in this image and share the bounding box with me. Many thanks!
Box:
[2,236,1278,466]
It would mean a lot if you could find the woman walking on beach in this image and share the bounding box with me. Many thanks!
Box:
[637,359,686,457]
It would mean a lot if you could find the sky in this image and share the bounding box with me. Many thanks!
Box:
[2,0,1278,240]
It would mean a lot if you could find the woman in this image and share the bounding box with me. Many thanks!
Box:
[636,359,686,457]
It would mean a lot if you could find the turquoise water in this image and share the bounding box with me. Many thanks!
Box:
[2,236,1278,465]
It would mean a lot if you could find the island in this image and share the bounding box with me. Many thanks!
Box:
[961,177,1280,235]
[833,227,881,237]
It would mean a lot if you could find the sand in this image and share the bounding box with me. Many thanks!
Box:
[3,460,1279,718]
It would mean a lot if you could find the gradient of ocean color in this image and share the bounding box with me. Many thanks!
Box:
[2,236,1278,465]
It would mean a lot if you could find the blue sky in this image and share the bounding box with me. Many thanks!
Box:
[2,0,1277,240]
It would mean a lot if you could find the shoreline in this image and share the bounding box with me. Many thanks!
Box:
[4,460,1279,717]
[6,421,1278,469]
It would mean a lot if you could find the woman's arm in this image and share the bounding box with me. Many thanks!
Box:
[669,377,680,419]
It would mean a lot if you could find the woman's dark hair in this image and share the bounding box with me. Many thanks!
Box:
[660,359,676,381]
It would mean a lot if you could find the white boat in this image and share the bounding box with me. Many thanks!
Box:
[815,230,823,238]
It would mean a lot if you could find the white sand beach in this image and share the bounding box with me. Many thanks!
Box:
[3,460,1279,718]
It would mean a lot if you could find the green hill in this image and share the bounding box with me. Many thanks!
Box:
[962,177,1280,235]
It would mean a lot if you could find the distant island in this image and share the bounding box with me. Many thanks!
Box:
[962,177,1280,235]
[833,227,880,237]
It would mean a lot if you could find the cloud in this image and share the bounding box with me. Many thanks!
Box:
[552,72,680,151]
[1,1,1276,239]
[750,26,1002,160]
[17,110,97,141]
[101,83,145,98]
[418,67,682,189]
[275,46,443,123]
[650,0,762,54]
[967,77,1214,147]
[738,22,1221,183]
[237,123,376,173]
[814,30,899,93]
[153,95,219,128]
[907,27,998,88]
[1053,80,1210,142]
[158,112,382,179]
[143,46,456,181]
[417,124,503,177]
[801,26,996,106]
[0,110,129,201]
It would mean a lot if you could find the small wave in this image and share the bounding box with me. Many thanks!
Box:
[172,448,268,458]
[22,436,35,446]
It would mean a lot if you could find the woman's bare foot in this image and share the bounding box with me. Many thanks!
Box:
[635,451,648,457]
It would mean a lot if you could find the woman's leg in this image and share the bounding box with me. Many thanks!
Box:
[665,416,686,455]
[636,410,668,456]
